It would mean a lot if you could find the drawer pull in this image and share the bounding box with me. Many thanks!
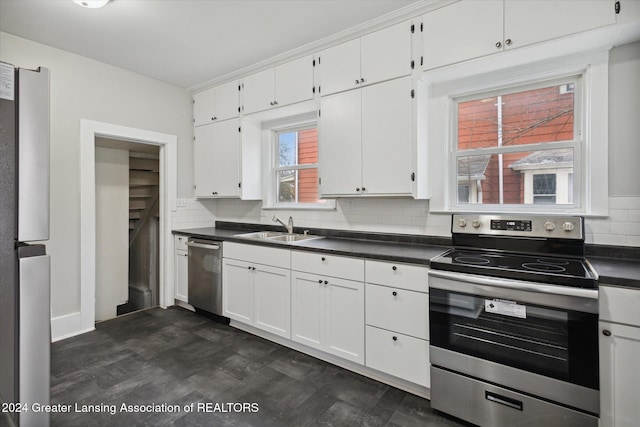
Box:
[603,329,611,336]
[392,336,398,341]
[485,391,523,411]
[392,291,397,296]
[392,266,397,271]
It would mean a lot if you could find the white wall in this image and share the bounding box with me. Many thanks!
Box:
[95,147,128,321]
[0,32,193,319]
[174,41,640,248]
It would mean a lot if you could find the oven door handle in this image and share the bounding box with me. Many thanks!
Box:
[428,269,598,313]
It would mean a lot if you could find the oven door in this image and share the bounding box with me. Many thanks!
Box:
[428,269,599,414]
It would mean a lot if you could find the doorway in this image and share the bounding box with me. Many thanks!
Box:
[77,119,177,336]
[94,138,161,320]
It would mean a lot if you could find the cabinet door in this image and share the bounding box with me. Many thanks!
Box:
[193,86,217,127]
[222,259,253,323]
[361,20,412,86]
[599,321,640,427]
[291,272,325,351]
[275,55,314,107]
[361,78,412,195]
[325,277,364,364]
[365,326,430,387]
[423,0,503,70]
[319,38,361,96]
[504,0,615,51]
[215,80,240,121]
[319,89,362,196]
[211,119,241,197]
[193,124,217,197]
[254,265,291,338]
[174,250,188,302]
[243,68,275,115]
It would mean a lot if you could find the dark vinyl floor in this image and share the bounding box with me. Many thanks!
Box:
[51,306,466,426]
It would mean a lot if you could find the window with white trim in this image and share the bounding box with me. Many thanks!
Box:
[452,77,582,211]
[266,123,332,209]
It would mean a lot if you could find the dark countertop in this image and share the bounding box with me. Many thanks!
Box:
[173,226,640,290]
[172,227,446,266]
[587,257,640,290]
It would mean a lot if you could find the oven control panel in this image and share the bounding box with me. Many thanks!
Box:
[452,214,584,239]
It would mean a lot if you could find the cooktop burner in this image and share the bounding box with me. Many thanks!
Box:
[431,249,597,288]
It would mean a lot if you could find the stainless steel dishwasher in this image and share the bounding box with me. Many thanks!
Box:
[187,239,223,316]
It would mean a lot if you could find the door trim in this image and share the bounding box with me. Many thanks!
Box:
[77,119,177,336]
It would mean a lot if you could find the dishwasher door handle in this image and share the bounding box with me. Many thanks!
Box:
[187,241,221,250]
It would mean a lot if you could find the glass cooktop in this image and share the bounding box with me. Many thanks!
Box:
[431,249,598,289]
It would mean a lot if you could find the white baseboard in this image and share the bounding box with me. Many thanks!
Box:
[51,311,94,342]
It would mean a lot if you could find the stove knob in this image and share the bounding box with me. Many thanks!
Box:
[472,220,481,228]
[458,219,467,228]
[562,222,575,232]
[544,221,556,231]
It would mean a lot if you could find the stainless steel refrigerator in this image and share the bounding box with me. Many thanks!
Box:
[0,62,51,427]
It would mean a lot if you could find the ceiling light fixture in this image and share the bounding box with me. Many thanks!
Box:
[73,0,111,8]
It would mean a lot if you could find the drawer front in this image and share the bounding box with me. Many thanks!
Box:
[365,326,429,387]
[365,260,428,292]
[175,234,189,251]
[599,285,640,325]
[291,251,364,282]
[224,242,290,269]
[366,283,428,339]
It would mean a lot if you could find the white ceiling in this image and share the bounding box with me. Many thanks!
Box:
[0,0,424,90]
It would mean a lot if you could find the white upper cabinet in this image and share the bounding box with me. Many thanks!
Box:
[194,119,240,198]
[423,1,503,70]
[193,80,240,126]
[242,55,314,115]
[319,21,413,96]
[423,0,616,70]
[504,0,616,50]
[319,76,413,197]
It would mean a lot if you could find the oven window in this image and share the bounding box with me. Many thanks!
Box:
[429,288,598,389]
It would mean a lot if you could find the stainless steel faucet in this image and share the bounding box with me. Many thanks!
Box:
[272,215,294,234]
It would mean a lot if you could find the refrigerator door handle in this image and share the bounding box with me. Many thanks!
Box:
[18,250,50,427]
[17,67,50,242]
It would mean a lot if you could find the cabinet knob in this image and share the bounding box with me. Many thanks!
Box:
[269,101,274,106]
[356,188,361,192]
[247,266,252,270]
[495,41,502,48]
[361,187,366,192]
[355,79,360,85]
[392,266,397,271]
[505,38,512,46]
[602,329,612,337]
[324,280,328,285]
[318,279,323,284]
[392,336,398,341]
[273,100,278,105]
[392,291,397,296]
[360,78,365,83]
[211,116,217,121]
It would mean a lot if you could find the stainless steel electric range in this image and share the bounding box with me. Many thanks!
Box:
[429,214,599,427]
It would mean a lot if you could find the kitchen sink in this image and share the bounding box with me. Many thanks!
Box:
[234,231,285,239]
[268,234,324,243]
[233,231,323,244]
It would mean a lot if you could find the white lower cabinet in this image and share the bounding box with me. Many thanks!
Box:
[291,254,365,364]
[364,260,430,387]
[222,243,291,338]
[365,326,429,387]
[599,285,640,427]
[174,235,188,302]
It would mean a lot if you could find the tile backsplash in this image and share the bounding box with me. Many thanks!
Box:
[172,196,640,247]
